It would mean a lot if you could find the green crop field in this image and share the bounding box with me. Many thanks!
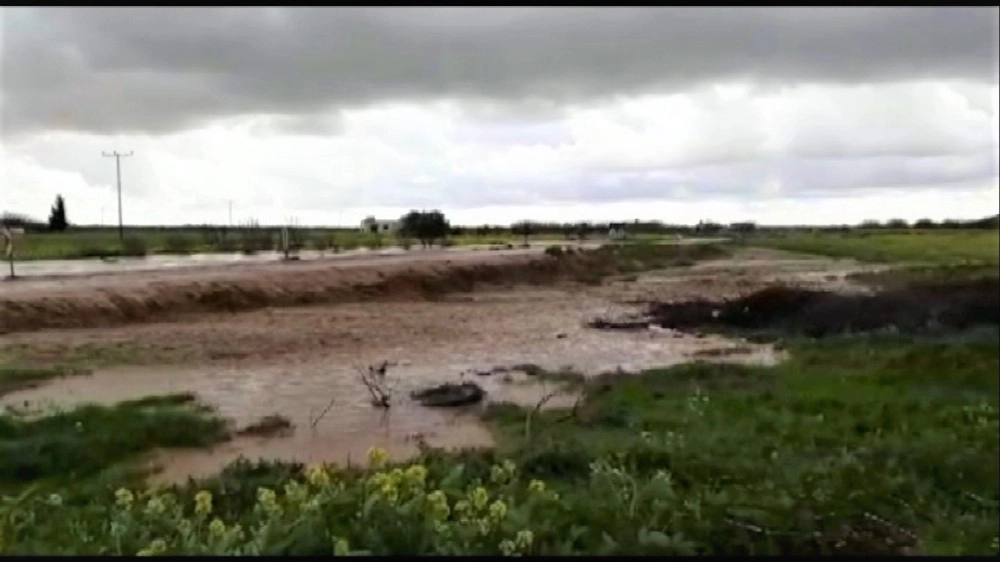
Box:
[747,229,1000,266]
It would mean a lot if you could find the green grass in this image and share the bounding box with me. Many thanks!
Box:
[0,394,229,491]
[564,240,730,285]
[0,363,84,397]
[482,333,999,555]
[747,229,1000,265]
[9,228,586,262]
[847,263,1000,288]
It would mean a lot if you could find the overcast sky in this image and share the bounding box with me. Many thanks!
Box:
[2,7,998,226]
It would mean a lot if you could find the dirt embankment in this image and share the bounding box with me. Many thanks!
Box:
[621,277,1000,337]
[0,247,649,335]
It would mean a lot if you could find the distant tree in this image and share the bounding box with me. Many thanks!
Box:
[695,220,723,235]
[561,224,575,240]
[729,221,757,234]
[885,218,909,229]
[512,221,534,246]
[399,210,450,248]
[860,219,882,230]
[575,222,592,241]
[914,218,936,229]
[48,195,68,232]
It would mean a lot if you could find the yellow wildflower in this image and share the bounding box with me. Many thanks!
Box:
[527,479,546,495]
[515,529,534,550]
[499,538,517,556]
[305,464,331,487]
[145,496,166,517]
[229,524,245,542]
[136,538,167,557]
[470,486,489,511]
[404,464,428,488]
[333,537,350,556]
[368,471,389,489]
[46,493,63,507]
[208,518,226,538]
[501,459,517,478]
[426,490,450,521]
[477,518,492,536]
[389,468,404,485]
[115,488,135,509]
[380,485,399,504]
[490,465,507,484]
[194,490,213,516]
[256,487,280,514]
[453,499,472,523]
[284,481,308,505]
[367,446,389,469]
[488,500,508,523]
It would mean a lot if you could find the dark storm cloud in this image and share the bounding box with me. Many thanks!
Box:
[3,6,997,135]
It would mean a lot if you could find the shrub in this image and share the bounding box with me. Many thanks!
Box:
[163,233,197,254]
[544,245,565,258]
[121,236,149,257]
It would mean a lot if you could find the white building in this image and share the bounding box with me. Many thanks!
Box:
[360,216,399,234]
[608,222,628,239]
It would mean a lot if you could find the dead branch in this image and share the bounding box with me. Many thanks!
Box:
[357,364,391,408]
[524,391,559,440]
[309,395,338,429]
[528,392,585,442]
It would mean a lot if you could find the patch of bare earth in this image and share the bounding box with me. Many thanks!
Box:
[0,247,877,483]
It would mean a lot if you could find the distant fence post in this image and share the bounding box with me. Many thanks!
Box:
[2,226,21,278]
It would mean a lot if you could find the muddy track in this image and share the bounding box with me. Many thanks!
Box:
[0,251,608,335]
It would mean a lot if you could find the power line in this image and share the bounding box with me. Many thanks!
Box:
[102,150,133,242]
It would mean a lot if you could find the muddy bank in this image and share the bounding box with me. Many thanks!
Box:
[0,254,575,335]
[0,243,731,336]
[623,278,1000,337]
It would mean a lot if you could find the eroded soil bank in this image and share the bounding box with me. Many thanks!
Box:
[607,277,1000,337]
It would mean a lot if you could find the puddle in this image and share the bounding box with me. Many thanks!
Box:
[0,325,777,484]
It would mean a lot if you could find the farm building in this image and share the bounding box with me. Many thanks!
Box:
[360,217,399,233]
[608,222,628,239]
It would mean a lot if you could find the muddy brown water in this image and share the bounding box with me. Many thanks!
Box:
[0,248,882,484]
[1,319,776,484]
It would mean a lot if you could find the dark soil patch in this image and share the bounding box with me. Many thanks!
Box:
[586,318,649,331]
[691,346,755,358]
[634,278,999,337]
[236,414,294,438]
[411,382,486,407]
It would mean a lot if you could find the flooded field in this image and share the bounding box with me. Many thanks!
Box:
[0,246,880,484]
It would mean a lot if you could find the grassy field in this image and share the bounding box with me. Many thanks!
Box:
[9,227,576,261]
[747,229,1000,265]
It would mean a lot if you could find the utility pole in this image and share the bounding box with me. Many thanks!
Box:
[102,150,133,242]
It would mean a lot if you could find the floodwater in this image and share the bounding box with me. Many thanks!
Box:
[1,246,868,484]
[1,315,776,483]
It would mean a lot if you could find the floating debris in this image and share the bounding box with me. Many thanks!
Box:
[411,382,486,408]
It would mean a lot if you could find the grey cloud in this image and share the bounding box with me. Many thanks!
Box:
[279,148,998,212]
[3,7,997,135]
